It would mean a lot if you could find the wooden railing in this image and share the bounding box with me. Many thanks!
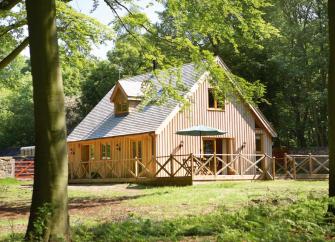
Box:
[69,153,275,181]
[191,153,274,179]
[69,154,194,180]
[273,153,329,179]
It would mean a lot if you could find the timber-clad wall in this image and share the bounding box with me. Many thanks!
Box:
[68,133,154,178]
[156,78,273,174]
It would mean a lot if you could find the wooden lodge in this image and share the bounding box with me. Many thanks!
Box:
[67,57,278,185]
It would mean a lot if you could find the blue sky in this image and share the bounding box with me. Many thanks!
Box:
[70,0,164,59]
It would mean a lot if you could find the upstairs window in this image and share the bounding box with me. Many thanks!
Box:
[115,102,129,115]
[208,88,224,110]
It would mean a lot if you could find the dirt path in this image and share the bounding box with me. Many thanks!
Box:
[0,184,145,220]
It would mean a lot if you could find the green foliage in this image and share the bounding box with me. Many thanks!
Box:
[79,61,119,116]
[27,203,53,241]
[0,67,34,149]
[263,0,328,148]
[161,0,279,51]
[0,1,113,148]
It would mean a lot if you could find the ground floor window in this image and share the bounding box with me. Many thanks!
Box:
[89,144,94,160]
[256,134,263,153]
[101,143,111,159]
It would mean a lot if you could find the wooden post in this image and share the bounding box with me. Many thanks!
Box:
[238,153,241,175]
[293,157,297,179]
[272,156,276,180]
[87,161,90,179]
[284,153,288,177]
[152,155,156,178]
[261,154,266,179]
[191,153,194,179]
[214,153,217,177]
[103,160,107,179]
[170,154,174,177]
[69,162,72,180]
[135,156,138,178]
[309,153,313,176]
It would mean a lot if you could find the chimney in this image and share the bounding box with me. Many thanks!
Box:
[153,60,157,71]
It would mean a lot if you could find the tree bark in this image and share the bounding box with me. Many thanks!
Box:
[328,0,335,213]
[24,0,69,241]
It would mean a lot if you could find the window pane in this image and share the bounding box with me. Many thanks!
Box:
[203,140,214,154]
[208,89,215,108]
[138,141,142,159]
[256,134,262,152]
[101,144,106,159]
[132,142,136,158]
[90,144,94,160]
[106,144,111,159]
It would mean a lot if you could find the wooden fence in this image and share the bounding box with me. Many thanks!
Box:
[273,153,329,179]
[14,158,34,179]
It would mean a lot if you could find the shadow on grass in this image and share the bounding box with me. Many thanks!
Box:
[0,194,152,218]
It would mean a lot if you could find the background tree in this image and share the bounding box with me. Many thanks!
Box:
[0,1,113,149]
[328,0,335,211]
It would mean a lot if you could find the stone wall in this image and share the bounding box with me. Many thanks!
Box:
[0,157,15,178]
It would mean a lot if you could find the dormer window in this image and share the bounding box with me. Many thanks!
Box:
[110,80,143,116]
[115,102,129,115]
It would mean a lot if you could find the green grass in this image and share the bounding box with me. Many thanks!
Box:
[0,178,28,186]
[72,196,335,242]
[0,180,332,241]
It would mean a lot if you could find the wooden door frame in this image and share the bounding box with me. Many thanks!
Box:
[202,137,234,154]
[255,133,264,154]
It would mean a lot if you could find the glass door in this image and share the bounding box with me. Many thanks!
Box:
[131,140,143,174]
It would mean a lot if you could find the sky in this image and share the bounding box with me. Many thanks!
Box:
[21,0,163,58]
[69,0,164,59]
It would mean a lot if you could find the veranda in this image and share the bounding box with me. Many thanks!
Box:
[68,153,329,185]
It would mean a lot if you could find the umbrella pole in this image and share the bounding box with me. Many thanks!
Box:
[199,131,202,156]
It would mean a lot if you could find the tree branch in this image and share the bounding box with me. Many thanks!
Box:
[0,37,28,69]
[103,0,149,52]
[0,20,26,38]
[0,0,22,10]
[104,0,177,48]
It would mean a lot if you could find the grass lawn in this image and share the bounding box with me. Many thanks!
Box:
[0,178,333,241]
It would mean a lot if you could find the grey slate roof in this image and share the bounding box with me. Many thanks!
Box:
[67,63,202,142]
[119,80,143,98]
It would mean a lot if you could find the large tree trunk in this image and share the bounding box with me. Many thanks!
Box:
[25,0,69,241]
[329,0,335,212]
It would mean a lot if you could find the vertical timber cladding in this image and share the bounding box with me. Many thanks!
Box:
[67,133,154,178]
[156,78,273,175]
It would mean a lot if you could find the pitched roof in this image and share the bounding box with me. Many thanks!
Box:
[67,58,277,142]
[67,63,201,142]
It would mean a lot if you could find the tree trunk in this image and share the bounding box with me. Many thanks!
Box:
[328,0,335,214]
[24,0,69,241]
